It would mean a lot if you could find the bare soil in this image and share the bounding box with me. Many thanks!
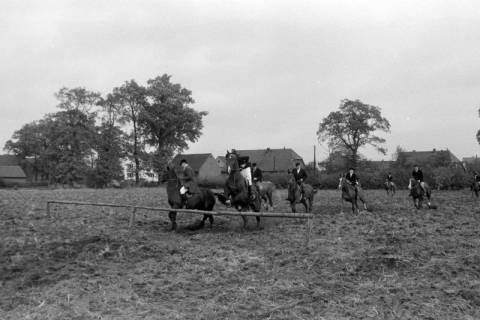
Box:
[0,187,479,319]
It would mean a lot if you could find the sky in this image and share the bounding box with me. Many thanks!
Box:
[1,0,480,163]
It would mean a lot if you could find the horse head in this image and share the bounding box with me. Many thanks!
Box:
[225,150,240,174]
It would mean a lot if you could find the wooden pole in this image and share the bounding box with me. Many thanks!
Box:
[129,207,137,229]
[46,200,314,219]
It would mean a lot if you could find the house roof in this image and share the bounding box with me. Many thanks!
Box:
[171,153,213,172]
[0,166,27,178]
[463,156,479,164]
[0,155,21,166]
[400,149,461,165]
[234,148,304,171]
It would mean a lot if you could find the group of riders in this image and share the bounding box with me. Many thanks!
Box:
[176,151,435,204]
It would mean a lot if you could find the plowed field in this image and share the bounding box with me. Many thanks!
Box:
[1,188,479,319]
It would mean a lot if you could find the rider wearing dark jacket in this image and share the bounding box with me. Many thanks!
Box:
[386,173,393,182]
[412,167,424,182]
[252,163,263,183]
[345,168,359,185]
[293,162,307,197]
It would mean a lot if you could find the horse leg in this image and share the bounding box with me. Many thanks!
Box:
[255,216,261,229]
[168,211,177,231]
[290,201,296,213]
[268,192,274,209]
[207,214,214,228]
[241,215,248,229]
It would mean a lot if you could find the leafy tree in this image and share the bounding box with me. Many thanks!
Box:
[317,99,391,168]
[4,121,47,180]
[55,87,101,113]
[91,93,127,187]
[141,74,207,177]
[113,80,148,184]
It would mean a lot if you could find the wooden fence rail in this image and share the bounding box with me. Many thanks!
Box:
[46,200,314,246]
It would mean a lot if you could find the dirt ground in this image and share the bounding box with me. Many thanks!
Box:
[0,187,479,320]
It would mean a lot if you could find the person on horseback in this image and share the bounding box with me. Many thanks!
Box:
[293,162,307,198]
[239,156,255,200]
[252,163,263,183]
[179,159,200,200]
[386,172,393,183]
[474,171,480,183]
[411,165,427,193]
[345,168,359,190]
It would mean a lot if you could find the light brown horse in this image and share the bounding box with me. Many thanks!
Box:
[256,181,275,210]
[338,176,368,214]
[287,178,316,213]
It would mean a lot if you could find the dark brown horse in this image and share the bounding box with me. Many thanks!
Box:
[215,151,262,228]
[409,178,433,209]
[384,180,396,197]
[338,176,368,214]
[287,177,315,213]
[163,167,216,231]
[471,180,479,198]
[256,181,275,210]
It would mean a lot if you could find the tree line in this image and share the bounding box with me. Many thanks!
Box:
[4,75,207,187]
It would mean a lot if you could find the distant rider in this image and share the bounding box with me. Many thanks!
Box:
[410,165,427,192]
[292,162,307,198]
[345,167,359,190]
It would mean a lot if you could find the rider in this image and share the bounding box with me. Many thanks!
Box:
[292,162,307,198]
[252,163,263,184]
[411,164,427,192]
[474,171,480,183]
[239,156,255,200]
[345,167,359,190]
[179,159,200,200]
[386,172,393,183]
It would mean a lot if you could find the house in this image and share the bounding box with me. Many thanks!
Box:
[122,159,158,182]
[0,165,27,186]
[399,149,463,168]
[233,148,305,173]
[216,156,227,173]
[171,153,222,181]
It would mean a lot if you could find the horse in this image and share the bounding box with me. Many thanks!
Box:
[215,151,262,228]
[384,180,396,197]
[256,181,275,210]
[471,180,479,198]
[287,178,316,213]
[409,178,432,209]
[338,176,368,214]
[162,167,216,231]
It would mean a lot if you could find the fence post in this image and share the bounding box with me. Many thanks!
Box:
[305,217,313,248]
[129,207,137,229]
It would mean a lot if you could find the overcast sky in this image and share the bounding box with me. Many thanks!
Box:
[1,0,480,162]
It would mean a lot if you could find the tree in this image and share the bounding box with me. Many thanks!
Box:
[91,93,127,187]
[477,108,480,145]
[113,80,148,184]
[140,75,207,177]
[317,99,391,168]
[4,121,47,181]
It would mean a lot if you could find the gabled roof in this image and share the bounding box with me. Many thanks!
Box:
[235,148,304,171]
[171,153,213,172]
[0,166,27,178]
[400,149,461,165]
[0,155,21,166]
